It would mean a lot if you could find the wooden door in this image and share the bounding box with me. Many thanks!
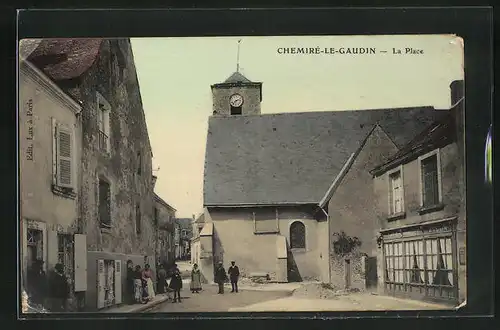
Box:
[74,234,87,292]
[345,259,351,289]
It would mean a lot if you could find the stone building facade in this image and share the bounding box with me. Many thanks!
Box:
[154,190,176,267]
[19,50,86,309]
[25,38,157,311]
[370,81,465,305]
[324,125,400,291]
[211,71,262,116]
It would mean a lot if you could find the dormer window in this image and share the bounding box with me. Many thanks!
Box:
[96,92,111,153]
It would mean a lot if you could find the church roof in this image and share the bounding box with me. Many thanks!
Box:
[203,107,447,206]
[223,71,253,84]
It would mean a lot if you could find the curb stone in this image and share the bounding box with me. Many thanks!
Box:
[123,297,169,313]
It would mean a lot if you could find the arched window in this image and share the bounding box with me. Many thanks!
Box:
[290,221,306,249]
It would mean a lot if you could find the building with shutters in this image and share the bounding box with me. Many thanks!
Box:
[370,81,465,305]
[199,70,461,289]
[23,38,158,311]
[19,41,87,310]
[153,188,177,268]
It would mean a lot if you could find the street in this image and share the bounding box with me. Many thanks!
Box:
[146,284,292,313]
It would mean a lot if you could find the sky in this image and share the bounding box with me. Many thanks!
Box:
[130,35,464,218]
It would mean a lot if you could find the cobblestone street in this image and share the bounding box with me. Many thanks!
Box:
[146,284,292,313]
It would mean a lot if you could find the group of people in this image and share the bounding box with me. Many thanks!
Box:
[25,259,71,312]
[214,261,240,294]
[126,262,157,304]
[126,261,203,304]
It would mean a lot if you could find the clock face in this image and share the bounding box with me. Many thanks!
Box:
[229,94,243,107]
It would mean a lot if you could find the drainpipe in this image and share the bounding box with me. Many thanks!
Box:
[319,206,331,284]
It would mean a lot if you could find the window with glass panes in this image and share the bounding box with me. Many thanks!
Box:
[384,235,455,298]
[425,237,453,287]
[421,154,440,207]
[389,170,403,214]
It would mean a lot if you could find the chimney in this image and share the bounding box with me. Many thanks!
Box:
[152,175,157,189]
[450,80,464,106]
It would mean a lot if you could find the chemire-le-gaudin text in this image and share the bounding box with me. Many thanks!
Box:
[276,46,425,56]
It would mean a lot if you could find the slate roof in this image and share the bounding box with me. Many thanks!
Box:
[204,107,447,206]
[224,71,253,83]
[370,101,461,175]
[27,38,102,81]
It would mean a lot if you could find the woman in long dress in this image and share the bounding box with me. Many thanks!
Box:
[133,265,144,303]
[142,264,156,301]
[190,263,202,293]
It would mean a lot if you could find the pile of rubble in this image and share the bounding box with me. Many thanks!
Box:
[292,283,361,300]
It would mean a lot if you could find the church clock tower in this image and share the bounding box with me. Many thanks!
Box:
[210,71,263,116]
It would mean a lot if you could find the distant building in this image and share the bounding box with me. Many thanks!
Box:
[370,81,465,304]
[153,187,176,267]
[19,42,85,309]
[24,38,157,311]
[174,218,193,261]
[200,70,454,287]
[191,213,205,265]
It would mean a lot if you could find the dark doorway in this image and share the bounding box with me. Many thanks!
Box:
[344,259,351,289]
[365,256,378,289]
[286,249,302,282]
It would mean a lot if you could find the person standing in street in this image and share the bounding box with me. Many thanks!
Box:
[214,261,227,294]
[47,263,70,312]
[126,260,135,304]
[228,261,240,293]
[141,264,156,302]
[190,263,202,293]
[157,264,167,294]
[26,259,47,307]
[169,268,183,303]
[133,265,144,303]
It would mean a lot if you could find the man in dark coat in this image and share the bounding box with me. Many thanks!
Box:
[214,261,227,294]
[169,269,183,303]
[228,261,240,293]
[126,260,135,304]
[48,263,70,312]
[26,259,47,306]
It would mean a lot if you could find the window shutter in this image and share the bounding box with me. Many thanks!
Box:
[97,259,105,309]
[56,125,73,188]
[73,234,87,292]
[47,230,58,270]
[114,260,122,304]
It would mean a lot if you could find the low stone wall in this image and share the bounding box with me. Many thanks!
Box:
[329,251,366,291]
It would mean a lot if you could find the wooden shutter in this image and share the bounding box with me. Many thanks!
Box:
[56,124,73,188]
[47,230,59,270]
[73,234,87,292]
[114,260,122,304]
[97,259,105,309]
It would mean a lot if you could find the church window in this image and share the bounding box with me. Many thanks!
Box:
[290,221,306,249]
